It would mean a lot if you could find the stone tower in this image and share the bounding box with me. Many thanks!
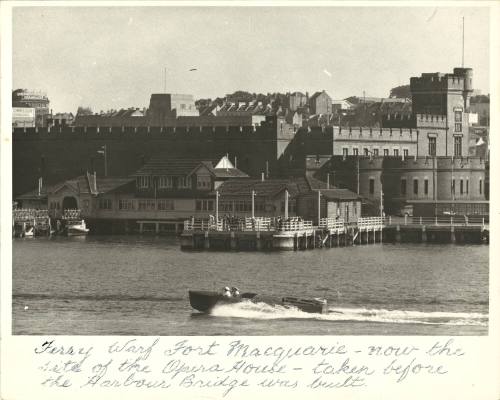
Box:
[410,67,473,157]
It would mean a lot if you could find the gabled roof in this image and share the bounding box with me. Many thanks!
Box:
[217,177,312,198]
[134,155,249,179]
[16,175,134,199]
[318,188,361,201]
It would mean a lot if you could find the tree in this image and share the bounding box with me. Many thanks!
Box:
[389,85,411,99]
[76,106,93,116]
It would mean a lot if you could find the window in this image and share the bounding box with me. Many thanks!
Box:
[424,179,429,195]
[369,179,375,195]
[466,179,469,194]
[197,175,211,190]
[401,179,407,195]
[460,179,464,195]
[138,199,156,211]
[428,137,436,156]
[195,199,214,211]
[393,149,399,157]
[342,148,348,157]
[137,176,149,189]
[352,148,359,156]
[479,179,483,195]
[178,176,192,189]
[157,199,174,211]
[455,110,462,122]
[220,201,233,212]
[451,179,455,195]
[99,198,113,210]
[119,199,135,210]
[455,123,462,132]
[383,149,389,156]
[454,136,462,157]
[373,148,379,156]
[364,148,369,156]
[413,179,418,195]
[158,176,173,189]
[403,149,409,158]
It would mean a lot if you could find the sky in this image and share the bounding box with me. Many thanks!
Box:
[12,5,490,113]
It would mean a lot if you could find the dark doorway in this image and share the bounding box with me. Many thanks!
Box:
[62,196,78,210]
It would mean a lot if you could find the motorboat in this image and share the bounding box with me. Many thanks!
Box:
[65,219,90,236]
[189,290,328,314]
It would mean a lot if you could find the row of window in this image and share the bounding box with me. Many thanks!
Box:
[451,179,483,195]
[428,136,462,157]
[342,148,409,157]
[98,198,177,211]
[136,176,208,190]
[400,179,430,196]
[395,178,483,196]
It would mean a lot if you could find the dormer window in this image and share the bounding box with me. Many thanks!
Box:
[197,175,211,190]
[178,176,192,189]
[158,176,173,189]
[137,176,149,189]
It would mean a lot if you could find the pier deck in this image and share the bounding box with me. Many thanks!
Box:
[180,216,488,251]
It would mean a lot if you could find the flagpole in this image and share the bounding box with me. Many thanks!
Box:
[104,144,108,177]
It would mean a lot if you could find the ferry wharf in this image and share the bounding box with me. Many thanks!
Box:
[180,216,488,251]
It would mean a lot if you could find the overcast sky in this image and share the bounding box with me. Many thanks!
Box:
[12,5,490,113]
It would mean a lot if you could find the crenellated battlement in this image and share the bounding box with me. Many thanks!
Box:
[415,114,447,128]
[323,155,486,171]
[332,126,417,142]
[12,123,284,141]
[410,73,466,93]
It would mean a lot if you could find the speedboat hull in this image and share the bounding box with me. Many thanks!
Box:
[189,290,327,314]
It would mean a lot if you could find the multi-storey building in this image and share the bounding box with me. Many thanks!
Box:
[309,90,332,115]
[12,89,50,127]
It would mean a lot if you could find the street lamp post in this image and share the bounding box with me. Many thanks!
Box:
[251,190,256,219]
[215,190,219,226]
[97,145,108,177]
[317,190,322,225]
[284,189,289,219]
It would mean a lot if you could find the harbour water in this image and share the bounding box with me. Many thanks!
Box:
[12,236,488,336]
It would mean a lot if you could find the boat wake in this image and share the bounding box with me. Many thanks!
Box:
[210,301,488,327]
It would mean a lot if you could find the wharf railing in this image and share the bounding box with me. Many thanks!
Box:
[357,217,384,230]
[62,209,82,220]
[184,218,223,231]
[319,218,345,231]
[276,219,314,232]
[13,209,50,222]
[243,217,273,231]
[384,215,487,229]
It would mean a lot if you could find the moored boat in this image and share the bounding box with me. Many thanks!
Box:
[188,290,328,314]
[65,219,90,236]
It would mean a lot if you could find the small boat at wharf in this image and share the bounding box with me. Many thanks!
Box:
[65,219,90,236]
[188,290,328,314]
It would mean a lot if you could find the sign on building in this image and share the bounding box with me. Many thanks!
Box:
[12,107,35,127]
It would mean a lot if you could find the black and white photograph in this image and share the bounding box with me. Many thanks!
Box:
[7,4,492,339]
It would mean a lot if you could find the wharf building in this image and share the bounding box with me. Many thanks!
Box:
[12,67,487,220]
[16,154,362,234]
[12,89,50,127]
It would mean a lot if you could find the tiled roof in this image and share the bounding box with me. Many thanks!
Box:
[16,175,134,198]
[134,155,248,178]
[217,177,311,198]
[319,189,361,201]
[212,168,249,178]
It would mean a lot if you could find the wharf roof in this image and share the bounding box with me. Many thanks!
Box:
[217,177,314,198]
[16,175,134,199]
[133,155,248,179]
[317,188,361,201]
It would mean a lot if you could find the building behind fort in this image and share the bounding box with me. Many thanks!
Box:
[13,66,489,227]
